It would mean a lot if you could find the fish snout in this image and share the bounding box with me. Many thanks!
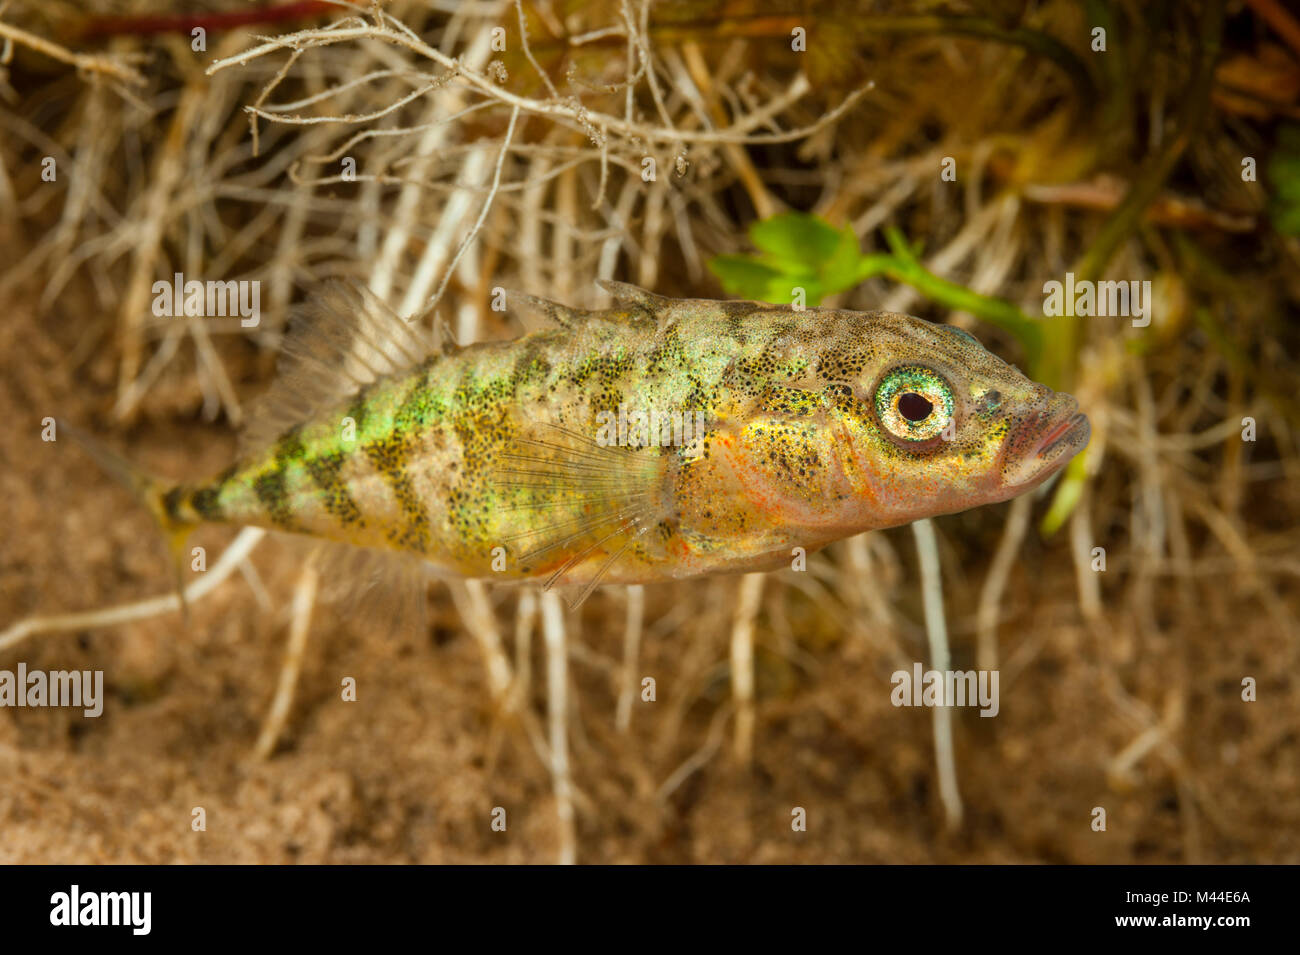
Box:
[1001,389,1090,488]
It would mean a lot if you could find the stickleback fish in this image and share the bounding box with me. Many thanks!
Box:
[73,281,1090,605]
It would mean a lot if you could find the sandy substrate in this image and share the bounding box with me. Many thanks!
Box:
[2,285,1296,864]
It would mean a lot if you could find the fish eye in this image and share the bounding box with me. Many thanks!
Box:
[874,366,955,441]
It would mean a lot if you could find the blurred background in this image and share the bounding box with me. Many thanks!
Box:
[0,0,1296,863]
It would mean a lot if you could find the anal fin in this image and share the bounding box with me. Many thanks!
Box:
[306,537,433,637]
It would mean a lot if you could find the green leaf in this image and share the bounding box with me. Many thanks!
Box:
[707,255,788,300]
[819,224,867,294]
[748,212,846,269]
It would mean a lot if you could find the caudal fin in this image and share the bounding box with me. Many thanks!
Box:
[57,420,196,616]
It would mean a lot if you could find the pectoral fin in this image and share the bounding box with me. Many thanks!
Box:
[490,417,673,608]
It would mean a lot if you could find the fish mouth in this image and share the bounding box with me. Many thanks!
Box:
[1002,395,1091,489]
[1036,412,1089,457]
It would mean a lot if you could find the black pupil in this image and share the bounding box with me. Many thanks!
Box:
[898,392,933,422]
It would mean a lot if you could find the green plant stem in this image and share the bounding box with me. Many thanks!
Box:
[856,227,1043,365]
